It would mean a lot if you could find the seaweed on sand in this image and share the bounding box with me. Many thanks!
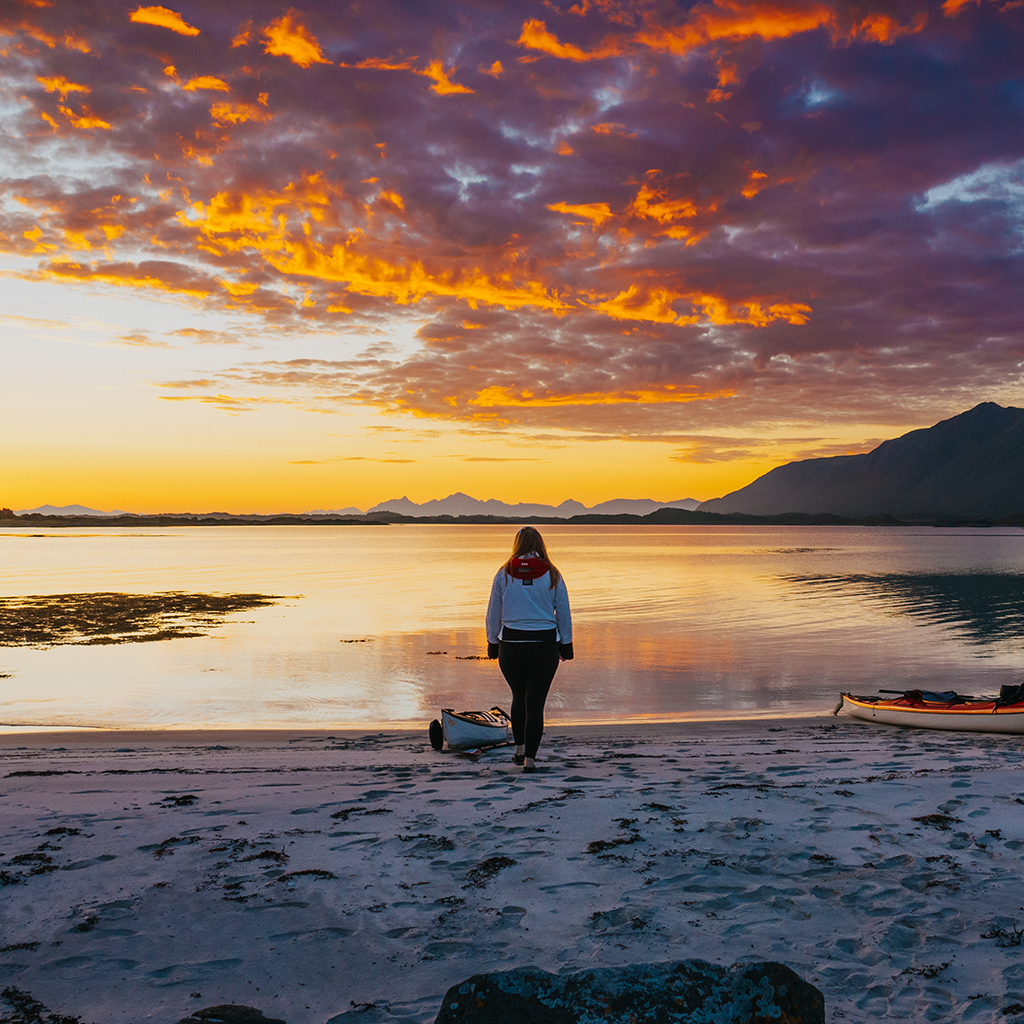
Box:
[0,986,81,1024]
[0,592,287,647]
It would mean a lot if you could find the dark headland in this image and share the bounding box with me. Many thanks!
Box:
[702,402,1024,519]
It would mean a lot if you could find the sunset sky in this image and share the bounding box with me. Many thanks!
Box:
[2,0,1023,512]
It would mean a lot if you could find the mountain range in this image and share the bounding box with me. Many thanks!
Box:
[15,504,130,516]
[311,494,702,518]
[699,402,1024,518]
[17,496,702,519]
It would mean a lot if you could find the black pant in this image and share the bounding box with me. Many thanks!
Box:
[498,641,559,759]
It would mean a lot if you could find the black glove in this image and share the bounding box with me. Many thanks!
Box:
[487,642,499,659]
[558,643,574,660]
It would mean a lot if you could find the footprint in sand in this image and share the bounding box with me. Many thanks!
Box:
[45,955,142,979]
[267,928,354,942]
[147,959,244,985]
[62,854,118,871]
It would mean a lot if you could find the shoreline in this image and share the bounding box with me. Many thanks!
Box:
[3,716,1024,1022]
[0,710,834,744]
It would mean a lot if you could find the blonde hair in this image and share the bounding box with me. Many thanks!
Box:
[503,526,561,588]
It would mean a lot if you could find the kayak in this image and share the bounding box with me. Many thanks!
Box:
[429,706,513,751]
[836,687,1024,734]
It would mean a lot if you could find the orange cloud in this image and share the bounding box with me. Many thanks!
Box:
[848,11,927,41]
[22,225,56,253]
[628,183,710,241]
[58,104,111,129]
[521,1,928,70]
[347,57,418,70]
[177,175,333,237]
[167,328,248,345]
[261,12,331,67]
[516,18,627,60]
[547,200,614,226]
[220,279,259,296]
[158,393,274,412]
[586,285,811,326]
[469,384,735,407]
[639,0,928,56]
[209,101,272,125]
[113,331,174,349]
[63,229,94,250]
[634,2,835,55]
[631,184,700,224]
[414,59,473,94]
[5,19,91,51]
[182,76,230,92]
[38,260,213,298]
[177,177,571,313]
[276,242,570,311]
[588,286,691,324]
[740,169,768,198]
[62,32,90,52]
[231,19,252,46]
[691,295,812,326]
[128,6,200,36]
[716,59,739,87]
[36,75,90,100]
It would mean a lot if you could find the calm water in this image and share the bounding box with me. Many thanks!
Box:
[2,524,1024,730]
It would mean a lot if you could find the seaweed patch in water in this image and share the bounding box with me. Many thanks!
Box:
[0,592,288,647]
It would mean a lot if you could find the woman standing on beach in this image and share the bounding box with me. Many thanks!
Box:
[486,527,573,772]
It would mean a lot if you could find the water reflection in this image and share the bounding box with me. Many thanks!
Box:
[6,526,1024,728]
[780,573,1024,647]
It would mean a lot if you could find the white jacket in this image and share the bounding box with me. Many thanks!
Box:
[485,565,572,643]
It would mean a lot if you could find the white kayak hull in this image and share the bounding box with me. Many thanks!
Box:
[437,707,513,751]
[840,694,1024,735]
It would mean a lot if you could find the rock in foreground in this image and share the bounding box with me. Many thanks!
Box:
[177,1006,286,1024]
[434,959,824,1024]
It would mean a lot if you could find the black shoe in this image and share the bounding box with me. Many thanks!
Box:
[523,764,537,773]
[512,753,525,766]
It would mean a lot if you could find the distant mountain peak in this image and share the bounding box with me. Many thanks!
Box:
[305,506,364,516]
[16,504,128,517]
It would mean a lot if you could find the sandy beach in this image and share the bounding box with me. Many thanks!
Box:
[2,717,1023,1023]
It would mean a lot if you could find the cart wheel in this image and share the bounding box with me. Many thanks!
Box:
[428,719,444,751]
